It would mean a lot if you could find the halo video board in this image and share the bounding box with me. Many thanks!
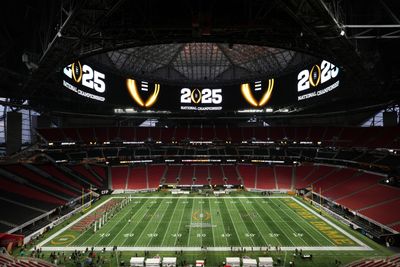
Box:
[61,59,342,114]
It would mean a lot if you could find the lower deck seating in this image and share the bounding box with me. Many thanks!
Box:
[110,166,128,189]
[274,166,292,190]
[127,166,147,189]
[179,165,194,185]
[194,165,209,185]
[238,165,256,188]
[256,167,276,189]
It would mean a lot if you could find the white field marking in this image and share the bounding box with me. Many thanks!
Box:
[111,196,291,199]
[187,198,197,247]
[212,200,229,246]
[283,251,287,267]
[158,198,181,246]
[223,198,244,247]
[271,199,329,247]
[34,197,114,249]
[237,198,268,246]
[100,202,146,247]
[200,197,204,245]
[132,199,167,247]
[265,201,307,246]
[247,200,282,246]
[276,198,335,246]
[173,198,188,247]
[121,199,158,246]
[38,245,373,252]
[206,199,218,247]
[291,197,371,250]
[120,199,154,246]
[255,199,297,246]
[38,195,370,251]
[87,200,144,247]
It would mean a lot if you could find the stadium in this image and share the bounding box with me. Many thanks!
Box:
[0,0,400,266]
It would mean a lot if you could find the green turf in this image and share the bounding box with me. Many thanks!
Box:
[45,196,363,249]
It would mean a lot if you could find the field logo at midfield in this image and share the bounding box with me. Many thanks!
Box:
[50,234,76,245]
[192,211,211,221]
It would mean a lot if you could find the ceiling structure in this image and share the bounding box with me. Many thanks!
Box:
[93,43,314,84]
[0,0,399,122]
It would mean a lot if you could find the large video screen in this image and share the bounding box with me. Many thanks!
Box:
[61,59,343,113]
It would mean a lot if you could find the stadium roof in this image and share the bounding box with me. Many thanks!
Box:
[91,43,315,84]
[0,0,399,120]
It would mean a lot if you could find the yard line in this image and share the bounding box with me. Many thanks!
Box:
[266,199,312,246]
[255,198,297,246]
[224,198,249,247]
[133,199,169,247]
[229,198,264,247]
[88,201,143,247]
[186,198,197,247]
[291,197,370,249]
[105,199,152,246]
[35,197,114,248]
[218,199,242,247]
[173,198,189,247]
[200,198,203,246]
[266,199,320,247]
[120,200,156,246]
[158,198,181,246]
[38,245,373,252]
[237,198,270,246]
[210,200,229,246]
[276,198,335,246]
[123,199,171,246]
[120,199,153,246]
[111,196,292,199]
[206,199,218,247]
[247,199,283,246]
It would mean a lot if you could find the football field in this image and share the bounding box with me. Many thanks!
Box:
[38,195,371,252]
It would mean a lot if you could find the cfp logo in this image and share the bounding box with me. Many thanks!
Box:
[241,79,275,107]
[180,88,222,104]
[126,79,160,108]
[297,60,339,92]
[63,61,106,93]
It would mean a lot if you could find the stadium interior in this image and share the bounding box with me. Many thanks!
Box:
[0,0,400,266]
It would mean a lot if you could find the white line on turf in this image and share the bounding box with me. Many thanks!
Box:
[186,198,197,247]
[173,198,187,247]
[237,198,268,246]
[34,198,114,250]
[272,199,327,246]
[37,245,373,252]
[249,199,283,246]
[256,198,297,246]
[291,197,371,250]
[223,198,244,247]
[41,196,371,252]
[111,196,292,199]
[158,198,180,246]
[133,198,167,247]
[120,199,154,246]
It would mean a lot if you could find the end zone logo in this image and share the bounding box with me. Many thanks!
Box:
[126,79,160,108]
[240,79,275,107]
